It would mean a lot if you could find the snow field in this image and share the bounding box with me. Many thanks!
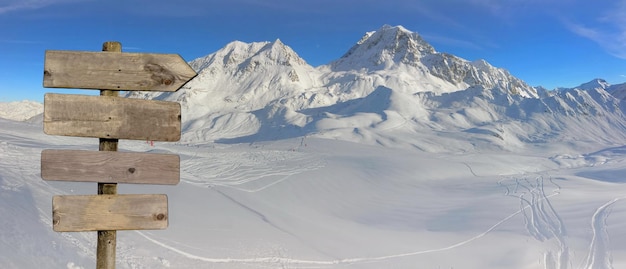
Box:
[2,118,626,268]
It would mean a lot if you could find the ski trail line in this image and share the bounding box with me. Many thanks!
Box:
[500,176,569,269]
[583,197,625,269]
[180,148,325,192]
[135,193,558,266]
[135,231,339,265]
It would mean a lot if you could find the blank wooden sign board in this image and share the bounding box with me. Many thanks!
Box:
[44,93,181,141]
[40,41,196,269]
[53,194,168,232]
[41,149,180,185]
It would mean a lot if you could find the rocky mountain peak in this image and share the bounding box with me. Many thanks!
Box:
[578,78,610,91]
[254,38,307,66]
[332,24,435,70]
[187,39,308,73]
[188,40,269,71]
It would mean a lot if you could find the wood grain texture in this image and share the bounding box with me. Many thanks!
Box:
[43,93,181,141]
[43,50,197,92]
[53,194,168,232]
[97,41,121,269]
[41,149,180,185]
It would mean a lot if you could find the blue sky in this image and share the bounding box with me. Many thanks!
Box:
[1,0,626,102]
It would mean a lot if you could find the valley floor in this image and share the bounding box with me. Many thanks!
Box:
[2,119,626,269]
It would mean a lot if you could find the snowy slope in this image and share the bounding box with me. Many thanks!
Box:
[128,39,325,142]
[4,118,626,269]
[607,81,626,100]
[0,100,43,121]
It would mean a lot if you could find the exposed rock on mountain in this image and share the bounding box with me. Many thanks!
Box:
[324,25,537,98]
[124,25,626,152]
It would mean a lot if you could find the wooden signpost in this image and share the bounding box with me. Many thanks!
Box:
[44,50,196,92]
[40,41,196,269]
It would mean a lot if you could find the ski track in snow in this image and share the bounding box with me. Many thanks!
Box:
[499,176,570,269]
[142,148,622,268]
[180,147,326,192]
[136,188,564,267]
[500,175,626,269]
[4,123,626,268]
[500,175,571,269]
[583,198,624,269]
[210,186,340,259]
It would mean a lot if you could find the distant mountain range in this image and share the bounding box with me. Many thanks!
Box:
[0,100,42,122]
[5,25,626,152]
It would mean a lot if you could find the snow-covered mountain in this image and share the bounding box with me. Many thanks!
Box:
[577,78,611,91]
[4,25,625,152]
[556,78,626,100]
[606,80,626,100]
[0,100,43,122]
[130,25,626,151]
[322,25,537,98]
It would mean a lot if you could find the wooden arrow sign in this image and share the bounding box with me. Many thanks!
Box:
[44,93,181,141]
[53,194,168,232]
[43,50,197,91]
[41,149,180,185]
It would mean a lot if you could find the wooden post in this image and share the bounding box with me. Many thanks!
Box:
[97,41,121,269]
[42,41,193,268]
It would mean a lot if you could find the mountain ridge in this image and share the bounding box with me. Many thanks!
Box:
[0,100,43,122]
[4,25,626,153]
[128,25,625,152]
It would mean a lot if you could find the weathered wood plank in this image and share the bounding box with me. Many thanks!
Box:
[53,194,168,232]
[41,149,180,185]
[43,50,197,91]
[43,93,181,141]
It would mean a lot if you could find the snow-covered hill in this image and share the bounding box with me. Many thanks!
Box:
[0,100,43,121]
[127,25,626,153]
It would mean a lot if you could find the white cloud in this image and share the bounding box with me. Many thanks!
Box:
[0,1,38,14]
[0,0,85,14]
[564,0,626,59]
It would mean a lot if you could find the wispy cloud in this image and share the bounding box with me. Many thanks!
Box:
[0,0,84,15]
[564,0,626,59]
[1,0,50,14]
[0,1,35,14]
